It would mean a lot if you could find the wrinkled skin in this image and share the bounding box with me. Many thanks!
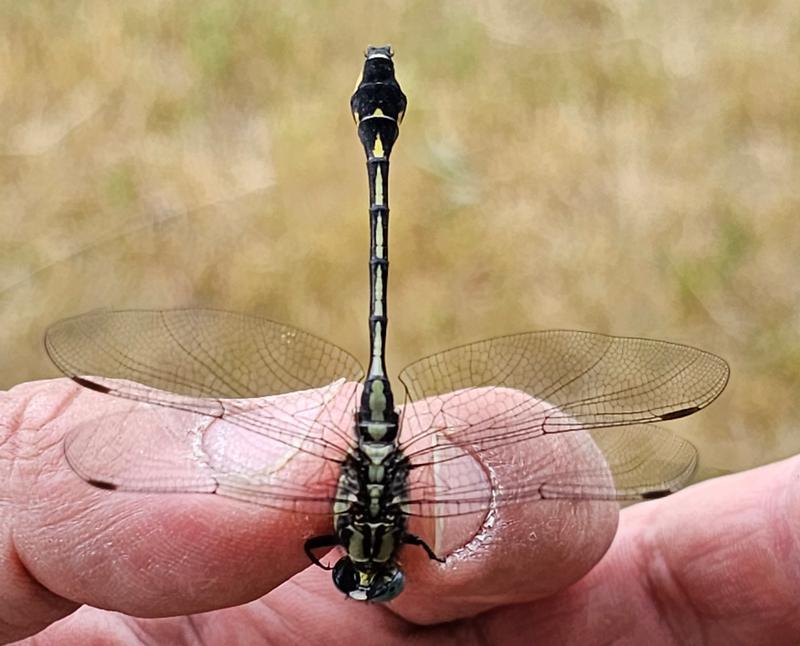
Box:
[0,380,798,645]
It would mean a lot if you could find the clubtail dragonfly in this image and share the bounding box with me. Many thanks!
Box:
[44,46,729,602]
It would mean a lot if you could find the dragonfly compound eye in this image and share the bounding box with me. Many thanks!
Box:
[364,565,405,603]
[332,556,359,597]
[332,557,405,602]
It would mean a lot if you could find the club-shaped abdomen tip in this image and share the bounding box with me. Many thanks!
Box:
[366,45,393,60]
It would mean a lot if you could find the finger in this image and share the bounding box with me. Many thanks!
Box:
[387,388,620,624]
[469,455,800,644]
[12,584,415,646]
[0,380,340,640]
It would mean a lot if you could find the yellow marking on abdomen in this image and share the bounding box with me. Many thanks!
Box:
[373,134,384,158]
[375,166,384,205]
[375,213,384,258]
[368,377,387,419]
[369,320,384,378]
[373,265,384,316]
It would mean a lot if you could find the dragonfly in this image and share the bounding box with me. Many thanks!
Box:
[44,45,729,603]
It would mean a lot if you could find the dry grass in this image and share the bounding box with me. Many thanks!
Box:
[1,1,799,474]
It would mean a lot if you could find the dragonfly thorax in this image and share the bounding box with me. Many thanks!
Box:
[331,444,410,601]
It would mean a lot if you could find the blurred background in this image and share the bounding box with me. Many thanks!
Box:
[1,1,798,476]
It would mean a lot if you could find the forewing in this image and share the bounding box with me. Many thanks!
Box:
[46,308,364,461]
[398,330,728,459]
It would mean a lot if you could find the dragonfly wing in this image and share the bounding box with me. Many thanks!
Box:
[402,421,697,519]
[586,423,697,499]
[46,308,364,398]
[398,330,728,458]
[64,395,348,514]
[46,308,364,461]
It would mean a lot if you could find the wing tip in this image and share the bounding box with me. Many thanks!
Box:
[659,406,701,421]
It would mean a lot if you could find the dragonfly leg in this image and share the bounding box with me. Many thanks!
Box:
[304,534,340,570]
[403,533,446,563]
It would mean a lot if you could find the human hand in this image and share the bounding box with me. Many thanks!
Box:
[1,379,797,645]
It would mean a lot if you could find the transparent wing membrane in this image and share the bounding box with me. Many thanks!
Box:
[398,330,729,459]
[587,424,698,498]
[48,309,363,468]
[401,424,697,518]
[46,308,365,398]
[63,385,359,514]
[48,311,727,517]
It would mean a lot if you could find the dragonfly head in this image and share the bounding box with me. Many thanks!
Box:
[332,556,405,602]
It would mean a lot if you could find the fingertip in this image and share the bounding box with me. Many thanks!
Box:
[390,431,620,623]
